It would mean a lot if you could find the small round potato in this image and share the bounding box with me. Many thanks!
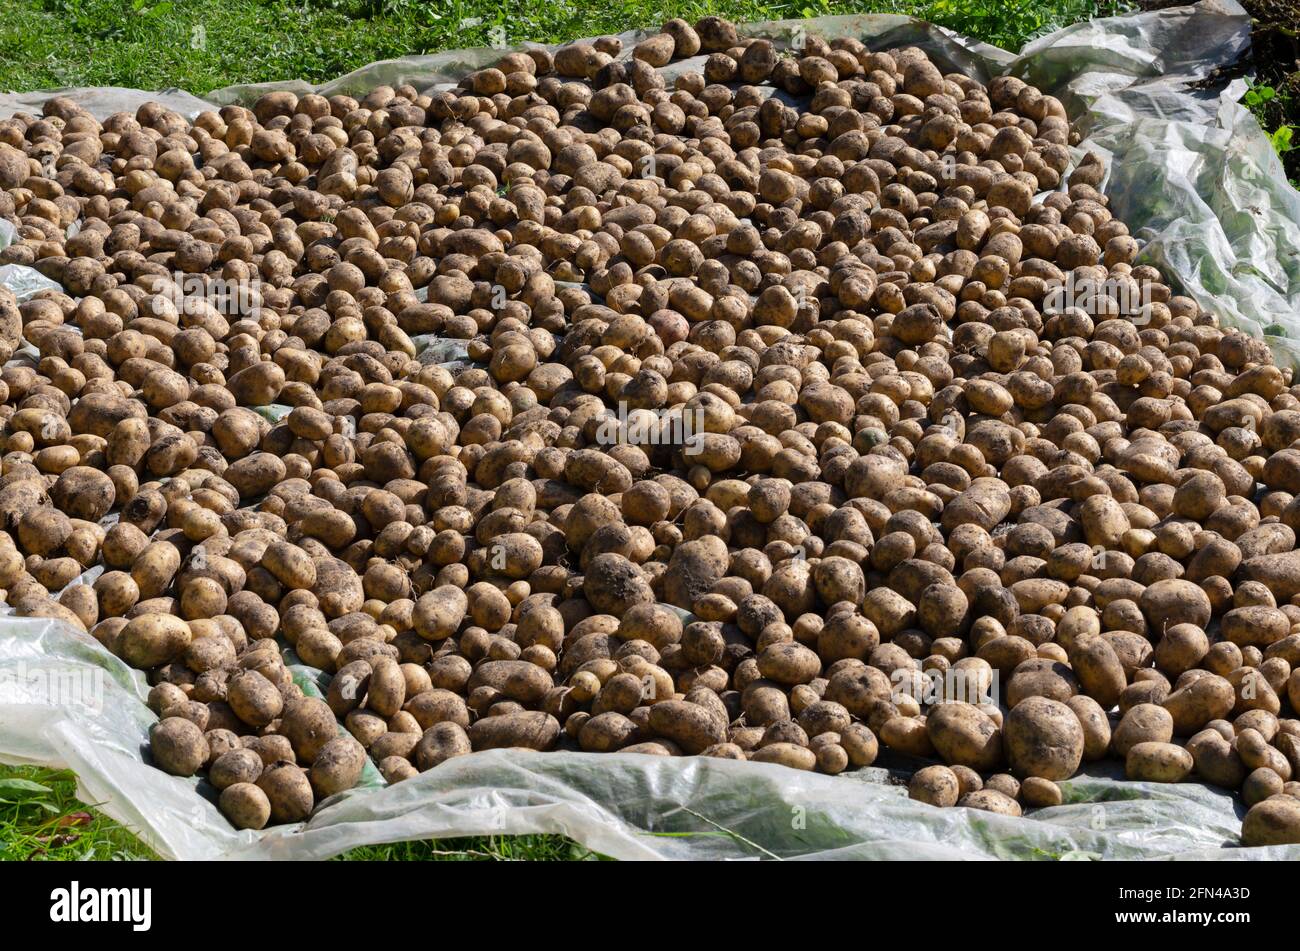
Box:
[209,748,264,790]
[256,762,315,823]
[909,765,960,807]
[150,716,209,776]
[219,782,272,830]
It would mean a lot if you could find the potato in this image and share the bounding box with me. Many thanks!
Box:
[209,748,264,790]
[909,765,960,807]
[219,782,272,830]
[131,542,181,600]
[406,685,471,727]
[701,742,747,760]
[204,729,242,765]
[50,466,115,521]
[1111,703,1174,757]
[958,789,1022,817]
[468,711,560,751]
[280,696,339,762]
[1242,767,1284,806]
[264,540,317,590]
[243,735,295,768]
[1139,579,1211,630]
[228,361,285,406]
[1240,796,1300,846]
[1162,675,1236,735]
[413,585,468,641]
[1020,776,1063,808]
[327,660,372,717]
[840,722,879,767]
[1154,623,1209,677]
[985,774,1021,799]
[120,613,191,669]
[369,731,420,761]
[150,716,209,776]
[226,669,283,728]
[309,735,366,798]
[751,742,817,771]
[1125,741,1194,782]
[583,553,654,615]
[1067,634,1126,711]
[756,642,822,685]
[1235,727,1291,779]
[579,711,639,752]
[1004,696,1083,780]
[378,757,419,784]
[926,702,1002,771]
[256,762,315,823]
[414,721,473,770]
[1067,695,1112,761]
[366,655,407,717]
[647,699,726,754]
[662,536,729,609]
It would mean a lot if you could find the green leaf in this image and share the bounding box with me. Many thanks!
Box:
[1271,125,1296,156]
[0,778,54,797]
[1243,84,1276,108]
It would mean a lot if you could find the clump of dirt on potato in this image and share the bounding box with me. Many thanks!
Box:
[2,16,1300,847]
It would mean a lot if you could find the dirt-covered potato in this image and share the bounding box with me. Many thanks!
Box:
[280,697,340,763]
[1240,796,1300,846]
[219,782,272,830]
[309,735,367,798]
[209,748,264,790]
[256,762,315,823]
[1111,703,1174,758]
[1163,676,1236,735]
[120,614,191,669]
[752,742,817,771]
[909,765,960,807]
[468,711,560,751]
[227,669,283,728]
[1126,742,1194,783]
[1067,695,1112,761]
[1004,697,1084,781]
[958,789,1022,817]
[150,716,209,776]
[926,702,1002,771]
[647,699,726,753]
[414,721,473,771]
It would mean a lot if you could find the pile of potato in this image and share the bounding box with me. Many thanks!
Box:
[2,15,1300,847]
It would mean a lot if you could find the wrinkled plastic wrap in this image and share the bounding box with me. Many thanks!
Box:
[3,0,1300,859]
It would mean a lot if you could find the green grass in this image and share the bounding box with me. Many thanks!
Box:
[0,0,1131,96]
[0,764,160,860]
[0,764,598,860]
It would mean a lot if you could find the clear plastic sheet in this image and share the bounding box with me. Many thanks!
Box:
[0,263,63,302]
[3,1,1299,860]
